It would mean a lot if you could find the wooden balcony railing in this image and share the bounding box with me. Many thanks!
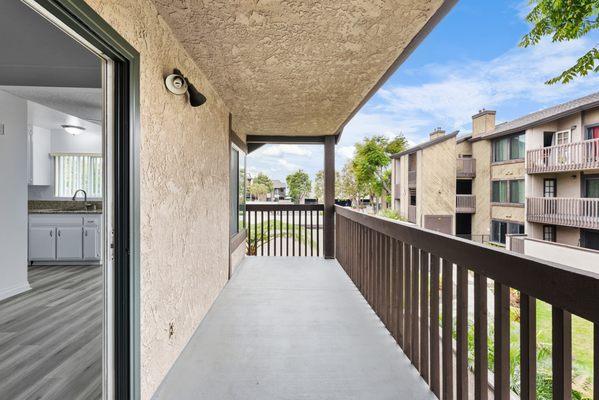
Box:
[526,138,599,173]
[456,194,476,213]
[335,205,599,400]
[246,204,323,256]
[456,158,476,178]
[408,205,416,223]
[527,197,599,230]
[408,170,417,187]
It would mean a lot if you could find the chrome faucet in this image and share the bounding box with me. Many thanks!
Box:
[72,189,93,210]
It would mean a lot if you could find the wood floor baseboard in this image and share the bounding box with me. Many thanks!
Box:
[0,282,31,302]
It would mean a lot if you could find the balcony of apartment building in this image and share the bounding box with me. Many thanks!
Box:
[526,197,599,230]
[456,156,476,178]
[527,137,599,174]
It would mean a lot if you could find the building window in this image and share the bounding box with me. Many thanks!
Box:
[509,180,524,204]
[492,179,524,204]
[230,144,246,236]
[543,179,556,197]
[543,225,556,242]
[409,188,416,206]
[491,220,524,244]
[493,132,525,162]
[54,154,102,198]
[555,130,570,145]
[586,126,599,140]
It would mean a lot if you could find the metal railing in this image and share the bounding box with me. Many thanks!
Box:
[527,197,599,230]
[456,158,476,178]
[408,205,416,223]
[246,204,324,256]
[526,138,599,173]
[456,194,476,213]
[335,205,599,400]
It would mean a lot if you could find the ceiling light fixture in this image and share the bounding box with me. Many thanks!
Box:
[164,68,207,107]
[62,124,85,135]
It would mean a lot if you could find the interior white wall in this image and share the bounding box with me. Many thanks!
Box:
[0,90,30,300]
[27,100,102,200]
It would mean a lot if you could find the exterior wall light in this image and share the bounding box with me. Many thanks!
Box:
[164,69,207,107]
[62,125,85,135]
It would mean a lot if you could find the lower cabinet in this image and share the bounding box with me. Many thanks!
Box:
[29,214,101,263]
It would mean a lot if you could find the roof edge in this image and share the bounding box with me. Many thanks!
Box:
[391,130,458,159]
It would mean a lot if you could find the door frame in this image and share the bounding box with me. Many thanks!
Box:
[23,1,141,399]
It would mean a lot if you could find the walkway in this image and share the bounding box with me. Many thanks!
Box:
[153,257,434,400]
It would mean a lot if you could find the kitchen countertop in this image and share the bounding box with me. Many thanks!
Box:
[29,209,102,214]
[28,200,103,215]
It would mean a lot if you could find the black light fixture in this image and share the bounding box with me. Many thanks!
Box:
[164,69,207,107]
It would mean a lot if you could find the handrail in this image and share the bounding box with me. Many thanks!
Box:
[246,203,324,256]
[456,194,476,212]
[456,158,476,177]
[527,197,599,230]
[335,205,599,399]
[526,138,599,173]
[335,205,599,321]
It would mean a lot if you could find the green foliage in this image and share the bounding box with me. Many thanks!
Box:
[313,170,342,202]
[520,0,599,84]
[351,135,407,201]
[246,220,316,255]
[338,162,367,206]
[249,182,269,200]
[286,170,311,203]
[254,173,274,192]
[378,208,405,221]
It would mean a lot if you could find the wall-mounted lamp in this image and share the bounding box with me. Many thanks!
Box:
[62,124,85,136]
[164,69,207,107]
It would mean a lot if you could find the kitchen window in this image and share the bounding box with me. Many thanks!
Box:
[493,132,525,162]
[230,144,246,236]
[492,179,524,204]
[54,154,102,198]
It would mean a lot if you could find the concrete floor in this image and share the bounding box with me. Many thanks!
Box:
[152,257,435,400]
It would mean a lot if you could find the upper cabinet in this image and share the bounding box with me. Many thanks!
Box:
[27,125,52,186]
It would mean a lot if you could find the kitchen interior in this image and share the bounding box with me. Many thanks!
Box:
[0,1,105,399]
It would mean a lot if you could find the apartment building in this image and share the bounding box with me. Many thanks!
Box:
[391,128,458,234]
[392,92,599,269]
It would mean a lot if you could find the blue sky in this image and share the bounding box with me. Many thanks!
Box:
[248,0,599,183]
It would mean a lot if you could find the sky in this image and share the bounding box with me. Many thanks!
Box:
[247,0,599,184]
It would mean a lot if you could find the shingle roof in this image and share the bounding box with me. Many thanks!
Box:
[272,180,286,189]
[391,131,459,159]
[483,91,599,139]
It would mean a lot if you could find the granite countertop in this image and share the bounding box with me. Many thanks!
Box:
[28,200,103,215]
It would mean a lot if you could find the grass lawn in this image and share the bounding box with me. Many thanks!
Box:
[534,300,593,397]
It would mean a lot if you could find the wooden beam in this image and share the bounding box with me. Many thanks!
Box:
[324,135,335,259]
[246,135,326,144]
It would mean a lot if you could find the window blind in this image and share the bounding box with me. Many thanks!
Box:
[54,154,102,198]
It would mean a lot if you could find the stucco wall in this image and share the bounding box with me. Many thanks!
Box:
[524,237,599,274]
[491,205,524,223]
[455,140,472,157]
[421,137,456,227]
[491,161,525,180]
[83,1,231,398]
[472,140,491,235]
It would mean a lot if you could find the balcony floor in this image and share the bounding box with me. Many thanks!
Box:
[152,257,434,400]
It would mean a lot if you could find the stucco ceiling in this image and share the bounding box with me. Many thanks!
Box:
[152,0,451,138]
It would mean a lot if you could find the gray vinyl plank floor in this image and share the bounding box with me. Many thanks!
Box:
[0,265,102,400]
[153,257,435,400]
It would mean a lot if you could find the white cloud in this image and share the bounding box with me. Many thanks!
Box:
[278,158,301,171]
[340,36,599,147]
[257,144,312,157]
[337,145,355,160]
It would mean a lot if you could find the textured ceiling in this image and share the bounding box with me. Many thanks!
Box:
[152,0,447,137]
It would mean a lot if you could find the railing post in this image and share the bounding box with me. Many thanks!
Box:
[324,135,335,259]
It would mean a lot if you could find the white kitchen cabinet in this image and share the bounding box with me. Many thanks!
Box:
[83,226,101,260]
[29,226,56,260]
[27,125,52,186]
[56,226,83,260]
[29,214,101,263]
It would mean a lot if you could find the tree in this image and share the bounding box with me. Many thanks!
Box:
[351,135,407,209]
[286,170,311,203]
[313,170,342,202]
[520,0,599,84]
[249,182,269,201]
[338,162,366,207]
[253,173,274,192]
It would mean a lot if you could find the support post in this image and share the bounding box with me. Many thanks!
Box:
[324,135,335,259]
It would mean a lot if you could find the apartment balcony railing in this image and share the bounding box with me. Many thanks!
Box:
[335,205,599,400]
[246,203,324,256]
[456,194,476,213]
[408,205,416,223]
[526,138,599,174]
[408,170,417,188]
[394,183,401,200]
[527,197,599,230]
[456,158,476,178]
